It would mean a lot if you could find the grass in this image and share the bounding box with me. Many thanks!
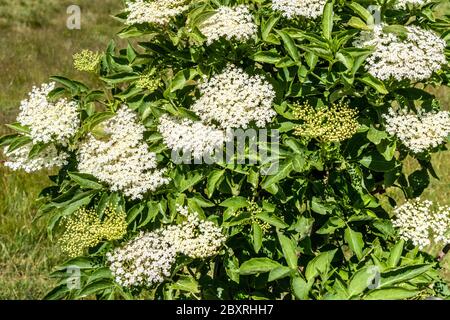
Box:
[0,0,449,299]
[0,0,122,299]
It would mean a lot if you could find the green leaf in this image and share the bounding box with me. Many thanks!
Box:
[167,68,198,93]
[322,1,334,40]
[408,169,430,198]
[367,126,388,145]
[379,264,434,288]
[252,50,282,64]
[316,217,345,234]
[68,172,104,190]
[255,212,288,228]
[364,288,419,300]
[359,74,388,94]
[79,280,114,297]
[220,196,249,210]
[100,72,140,85]
[261,160,293,192]
[206,169,225,198]
[347,2,374,25]
[277,231,298,269]
[347,16,371,30]
[292,277,312,300]
[171,276,200,294]
[268,266,292,282]
[262,15,280,41]
[388,240,404,268]
[348,267,378,297]
[239,258,281,275]
[359,153,396,172]
[276,30,300,61]
[253,223,263,254]
[305,249,337,281]
[344,227,364,260]
[5,122,30,135]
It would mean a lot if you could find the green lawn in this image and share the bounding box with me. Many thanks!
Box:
[0,0,449,299]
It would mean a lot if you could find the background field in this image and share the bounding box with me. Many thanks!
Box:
[0,0,448,299]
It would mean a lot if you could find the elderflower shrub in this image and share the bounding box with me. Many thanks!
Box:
[271,0,327,19]
[198,5,257,45]
[354,24,446,81]
[60,206,127,257]
[124,0,190,26]
[77,106,169,200]
[292,101,359,142]
[17,82,80,145]
[2,0,450,301]
[191,64,276,129]
[393,199,450,249]
[73,50,102,73]
[158,114,230,159]
[383,108,450,153]
[108,205,225,287]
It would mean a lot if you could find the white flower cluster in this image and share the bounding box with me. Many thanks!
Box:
[271,0,327,19]
[192,65,276,129]
[107,229,177,287]
[4,144,69,173]
[163,205,226,259]
[158,114,230,159]
[354,25,446,81]
[17,82,79,145]
[198,6,257,45]
[393,199,450,249]
[395,0,431,9]
[383,108,450,153]
[125,0,189,26]
[107,205,225,287]
[77,106,169,200]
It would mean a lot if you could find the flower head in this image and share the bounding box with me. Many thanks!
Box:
[73,50,102,72]
[108,205,225,287]
[191,65,276,129]
[393,199,450,249]
[271,0,327,19]
[383,108,450,153]
[77,106,169,200]
[198,5,257,45]
[3,144,69,173]
[60,206,128,257]
[292,101,359,142]
[125,0,190,25]
[354,24,446,81]
[17,82,80,145]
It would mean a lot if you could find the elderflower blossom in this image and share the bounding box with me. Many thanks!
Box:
[271,0,327,19]
[60,206,128,257]
[16,82,80,145]
[191,65,276,129]
[354,24,446,81]
[392,199,450,249]
[3,144,69,173]
[198,6,257,45]
[292,101,359,142]
[383,108,450,153]
[163,205,226,258]
[107,205,225,287]
[395,0,432,9]
[77,106,169,200]
[73,50,102,72]
[125,0,190,26]
[158,114,230,159]
[107,230,177,287]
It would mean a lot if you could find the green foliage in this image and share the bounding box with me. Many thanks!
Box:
[2,0,450,300]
